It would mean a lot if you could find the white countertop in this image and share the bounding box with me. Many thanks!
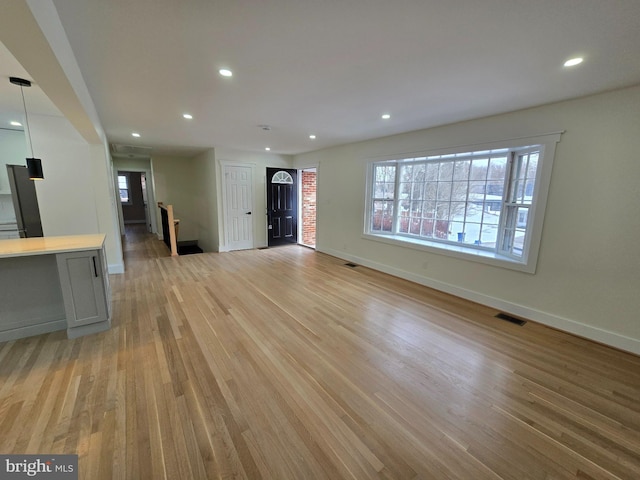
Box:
[0,234,106,258]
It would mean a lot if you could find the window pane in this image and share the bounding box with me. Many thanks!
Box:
[421,220,435,237]
[371,200,394,232]
[412,182,424,200]
[450,220,465,242]
[482,208,500,225]
[423,201,436,219]
[438,162,454,181]
[425,163,439,181]
[451,181,468,202]
[424,182,438,200]
[449,201,466,219]
[384,182,395,198]
[470,158,489,181]
[437,182,452,201]
[487,157,507,180]
[400,164,413,179]
[119,189,129,203]
[485,180,504,197]
[468,181,486,196]
[436,202,451,220]
[453,160,470,181]
[480,224,499,246]
[399,182,411,200]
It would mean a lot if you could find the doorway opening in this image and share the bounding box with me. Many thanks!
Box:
[300,168,316,248]
[118,170,151,232]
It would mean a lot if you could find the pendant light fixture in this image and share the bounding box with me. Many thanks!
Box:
[9,76,44,180]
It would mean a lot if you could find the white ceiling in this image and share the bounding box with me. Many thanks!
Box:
[3,0,640,157]
[0,42,62,135]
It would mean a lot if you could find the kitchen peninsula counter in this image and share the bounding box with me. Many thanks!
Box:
[0,234,111,342]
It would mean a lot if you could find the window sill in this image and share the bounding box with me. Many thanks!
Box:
[362,233,536,273]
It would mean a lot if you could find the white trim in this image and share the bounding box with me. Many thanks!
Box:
[117,172,132,205]
[115,165,158,236]
[108,262,125,274]
[298,166,318,249]
[319,246,640,356]
[361,233,533,272]
[271,170,294,184]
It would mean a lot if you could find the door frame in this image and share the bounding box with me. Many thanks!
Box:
[298,166,318,249]
[266,167,298,247]
[112,162,158,237]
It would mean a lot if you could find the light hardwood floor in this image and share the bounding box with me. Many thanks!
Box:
[1,225,639,479]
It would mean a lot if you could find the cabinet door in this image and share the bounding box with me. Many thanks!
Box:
[56,249,109,327]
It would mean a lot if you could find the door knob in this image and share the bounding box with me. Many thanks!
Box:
[246,211,252,215]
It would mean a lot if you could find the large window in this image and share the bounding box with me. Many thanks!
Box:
[365,134,561,272]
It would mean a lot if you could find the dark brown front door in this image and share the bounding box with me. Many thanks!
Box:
[267,168,297,246]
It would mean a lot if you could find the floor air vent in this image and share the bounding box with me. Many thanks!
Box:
[495,313,527,326]
[344,262,358,268]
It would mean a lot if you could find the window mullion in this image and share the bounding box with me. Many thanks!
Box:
[497,151,516,253]
[392,163,401,234]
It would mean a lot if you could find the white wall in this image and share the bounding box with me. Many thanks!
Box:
[215,147,293,250]
[191,149,218,252]
[0,129,28,194]
[293,85,640,355]
[152,154,199,243]
[28,114,124,272]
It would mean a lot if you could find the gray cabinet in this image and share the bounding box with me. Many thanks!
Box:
[56,246,111,338]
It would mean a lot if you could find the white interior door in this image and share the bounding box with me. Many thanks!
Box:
[224,165,254,250]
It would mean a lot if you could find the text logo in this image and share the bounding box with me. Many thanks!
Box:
[1,455,78,479]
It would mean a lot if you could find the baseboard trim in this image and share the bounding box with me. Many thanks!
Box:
[108,262,125,274]
[319,247,640,356]
[0,319,67,343]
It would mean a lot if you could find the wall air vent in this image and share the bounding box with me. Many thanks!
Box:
[110,144,153,158]
[495,313,527,326]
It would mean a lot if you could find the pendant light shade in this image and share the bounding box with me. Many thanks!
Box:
[27,158,44,180]
[10,76,44,180]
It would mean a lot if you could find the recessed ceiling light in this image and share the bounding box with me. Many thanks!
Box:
[183,113,193,119]
[265,147,271,151]
[10,121,22,126]
[381,114,391,119]
[564,57,584,67]
[219,69,233,77]
[309,134,316,140]
[131,132,141,138]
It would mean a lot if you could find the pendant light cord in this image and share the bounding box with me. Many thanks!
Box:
[19,85,35,158]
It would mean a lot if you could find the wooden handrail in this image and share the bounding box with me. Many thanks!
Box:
[158,202,179,256]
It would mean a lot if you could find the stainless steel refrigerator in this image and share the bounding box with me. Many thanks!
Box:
[6,164,43,237]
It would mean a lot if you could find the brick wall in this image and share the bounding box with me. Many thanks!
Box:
[301,170,316,247]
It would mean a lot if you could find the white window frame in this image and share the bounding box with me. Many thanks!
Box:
[117,173,132,205]
[363,132,562,273]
